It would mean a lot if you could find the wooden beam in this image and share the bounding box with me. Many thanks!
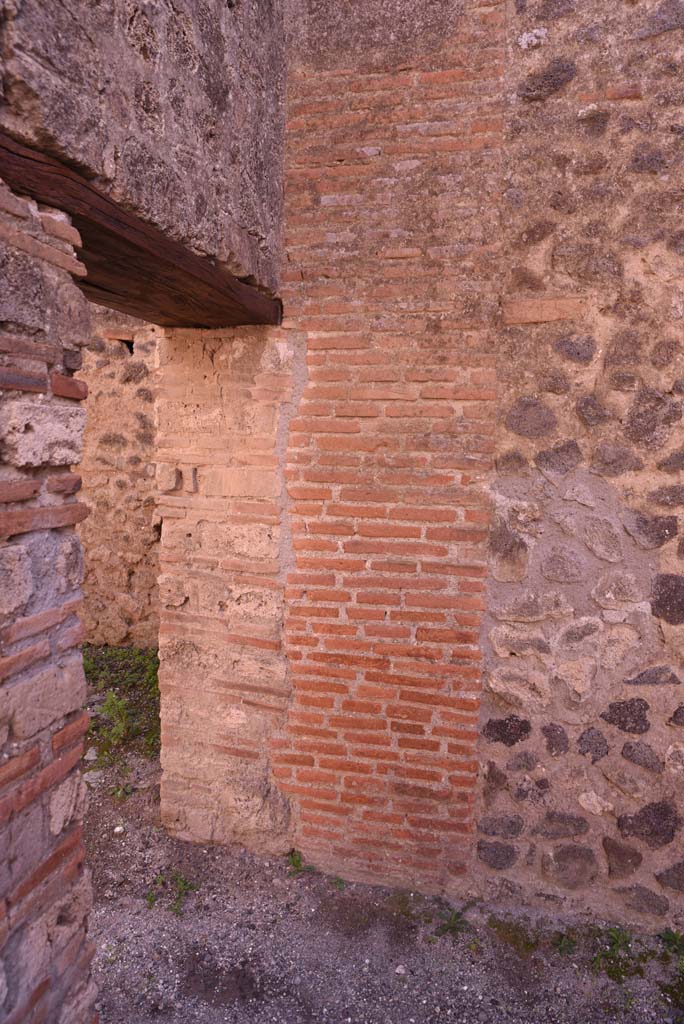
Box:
[0,129,282,329]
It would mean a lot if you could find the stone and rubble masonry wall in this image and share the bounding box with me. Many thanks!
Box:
[78,311,160,647]
[475,0,684,925]
[0,0,285,292]
[0,180,95,1021]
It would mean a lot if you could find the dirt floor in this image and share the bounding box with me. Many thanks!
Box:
[82,649,684,1024]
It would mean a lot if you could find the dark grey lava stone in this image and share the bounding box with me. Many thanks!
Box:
[600,698,650,735]
[618,800,681,849]
[482,716,532,747]
[578,728,609,763]
[477,840,518,870]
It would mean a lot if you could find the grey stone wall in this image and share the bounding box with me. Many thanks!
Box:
[0,0,285,292]
[475,0,684,926]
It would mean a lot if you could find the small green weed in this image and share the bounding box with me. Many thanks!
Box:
[659,931,684,1012]
[143,871,196,916]
[553,931,578,956]
[287,849,315,875]
[661,964,684,1012]
[591,927,647,984]
[660,929,684,958]
[332,876,345,891]
[84,645,160,765]
[110,783,133,802]
[488,916,539,958]
[434,908,469,941]
[170,872,197,917]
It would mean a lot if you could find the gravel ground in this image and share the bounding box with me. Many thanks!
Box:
[84,755,684,1024]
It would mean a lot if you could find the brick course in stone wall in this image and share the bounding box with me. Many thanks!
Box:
[0,180,96,1022]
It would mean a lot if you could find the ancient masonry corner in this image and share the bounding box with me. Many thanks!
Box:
[0,180,97,1022]
[3,11,684,1023]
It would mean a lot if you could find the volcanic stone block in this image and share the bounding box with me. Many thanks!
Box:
[669,706,684,726]
[576,393,611,427]
[650,486,684,507]
[482,716,532,747]
[507,751,538,772]
[553,333,596,364]
[490,520,529,582]
[621,741,664,773]
[578,728,609,763]
[477,840,518,869]
[533,811,589,838]
[478,815,525,838]
[539,370,571,394]
[590,444,643,477]
[625,666,681,687]
[630,145,668,174]
[534,440,582,475]
[618,800,681,849]
[622,511,678,549]
[639,0,684,39]
[518,58,577,102]
[652,574,684,624]
[624,388,681,449]
[542,845,598,890]
[600,699,650,735]
[541,546,586,582]
[657,449,684,473]
[656,860,684,891]
[592,571,643,609]
[617,885,669,916]
[602,836,643,878]
[582,516,622,562]
[505,397,557,438]
[541,723,569,756]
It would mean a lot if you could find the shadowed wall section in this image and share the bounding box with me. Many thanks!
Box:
[78,313,160,647]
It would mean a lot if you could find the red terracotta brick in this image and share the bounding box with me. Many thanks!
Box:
[0,501,88,539]
[50,371,88,400]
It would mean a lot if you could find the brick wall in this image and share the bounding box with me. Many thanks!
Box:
[275,1,504,890]
[156,326,304,852]
[78,313,160,647]
[0,180,95,1022]
[156,3,503,892]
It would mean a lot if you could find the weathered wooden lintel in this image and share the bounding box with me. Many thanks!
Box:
[0,129,283,329]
